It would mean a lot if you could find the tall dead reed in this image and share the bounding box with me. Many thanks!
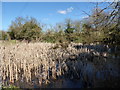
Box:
[1,42,117,88]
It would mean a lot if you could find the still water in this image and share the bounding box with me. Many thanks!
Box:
[19,58,120,88]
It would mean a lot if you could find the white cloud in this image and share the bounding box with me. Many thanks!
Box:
[57,10,67,14]
[57,7,74,15]
[67,7,74,12]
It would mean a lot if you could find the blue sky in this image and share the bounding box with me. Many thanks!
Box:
[1,2,110,31]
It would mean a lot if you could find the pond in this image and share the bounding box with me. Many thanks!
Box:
[18,58,120,88]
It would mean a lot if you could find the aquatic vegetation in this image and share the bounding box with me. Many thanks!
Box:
[0,42,120,88]
[2,85,21,90]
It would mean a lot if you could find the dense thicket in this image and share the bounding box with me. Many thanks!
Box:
[0,2,120,45]
[7,17,42,41]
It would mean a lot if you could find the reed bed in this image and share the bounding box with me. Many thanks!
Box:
[0,42,119,88]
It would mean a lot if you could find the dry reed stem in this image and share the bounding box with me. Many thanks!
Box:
[0,42,111,87]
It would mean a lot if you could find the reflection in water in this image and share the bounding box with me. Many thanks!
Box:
[34,60,120,88]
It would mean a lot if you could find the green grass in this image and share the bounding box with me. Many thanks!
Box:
[2,85,21,90]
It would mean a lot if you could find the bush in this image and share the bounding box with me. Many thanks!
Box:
[8,17,42,41]
[0,31,10,40]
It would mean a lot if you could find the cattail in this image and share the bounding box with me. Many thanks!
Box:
[0,42,113,88]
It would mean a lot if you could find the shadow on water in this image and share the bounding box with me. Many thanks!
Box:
[44,45,120,88]
[39,44,120,88]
